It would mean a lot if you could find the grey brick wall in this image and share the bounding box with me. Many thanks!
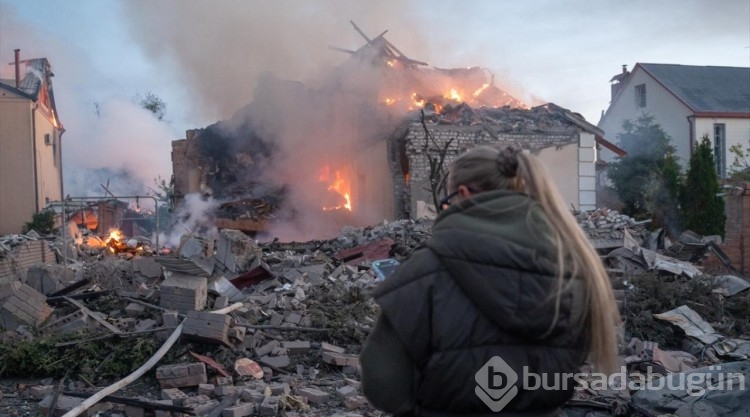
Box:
[399,123,579,218]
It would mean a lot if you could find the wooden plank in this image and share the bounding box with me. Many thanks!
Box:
[64,297,123,334]
[6,296,41,318]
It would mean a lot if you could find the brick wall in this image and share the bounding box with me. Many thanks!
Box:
[0,239,57,286]
[721,182,750,275]
[401,123,579,217]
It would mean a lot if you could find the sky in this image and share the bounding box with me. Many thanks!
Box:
[1,0,749,200]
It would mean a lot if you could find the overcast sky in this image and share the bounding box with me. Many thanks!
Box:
[1,0,749,196]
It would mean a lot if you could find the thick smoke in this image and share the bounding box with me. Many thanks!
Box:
[115,2,535,241]
[118,0,430,122]
[114,2,423,240]
[0,4,175,208]
[63,98,174,203]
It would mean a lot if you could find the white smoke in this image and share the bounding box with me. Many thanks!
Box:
[158,193,220,248]
[63,98,174,198]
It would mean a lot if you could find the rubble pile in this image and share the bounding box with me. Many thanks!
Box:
[216,197,282,223]
[0,213,748,417]
[0,219,434,417]
[424,102,587,133]
[576,208,651,250]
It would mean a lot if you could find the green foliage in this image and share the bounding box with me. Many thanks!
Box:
[728,141,750,181]
[682,135,726,237]
[607,115,683,229]
[22,210,56,234]
[617,273,750,347]
[0,333,163,382]
[137,91,167,121]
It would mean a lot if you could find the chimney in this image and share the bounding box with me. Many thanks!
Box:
[610,64,630,101]
[14,49,20,89]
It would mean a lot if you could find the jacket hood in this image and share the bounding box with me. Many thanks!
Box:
[425,190,583,340]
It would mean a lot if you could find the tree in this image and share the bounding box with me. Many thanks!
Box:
[682,135,725,237]
[607,115,682,229]
[728,141,750,181]
[654,151,684,232]
[137,91,167,121]
[419,110,453,211]
[149,175,176,230]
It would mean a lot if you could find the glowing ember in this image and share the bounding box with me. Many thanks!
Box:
[384,98,396,106]
[104,228,128,254]
[410,93,425,108]
[108,229,123,242]
[448,88,462,102]
[319,166,352,211]
[473,83,490,97]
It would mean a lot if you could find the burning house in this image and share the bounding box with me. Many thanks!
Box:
[171,24,609,240]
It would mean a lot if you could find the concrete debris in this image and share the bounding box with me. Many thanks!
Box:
[576,208,650,250]
[0,214,748,417]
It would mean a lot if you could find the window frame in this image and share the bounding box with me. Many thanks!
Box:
[714,123,726,178]
[635,84,647,108]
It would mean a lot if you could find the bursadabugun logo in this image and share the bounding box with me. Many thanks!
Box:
[476,356,746,411]
[475,356,519,412]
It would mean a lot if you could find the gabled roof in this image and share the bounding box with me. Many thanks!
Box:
[637,63,750,116]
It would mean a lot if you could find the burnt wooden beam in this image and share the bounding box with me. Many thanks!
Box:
[62,392,195,415]
[328,45,357,55]
[384,39,429,66]
[350,20,371,43]
[390,55,429,67]
[47,278,92,298]
[63,296,123,334]
[47,290,110,305]
[54,326,178,347]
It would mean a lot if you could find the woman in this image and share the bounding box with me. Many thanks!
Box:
[360,144,621,416]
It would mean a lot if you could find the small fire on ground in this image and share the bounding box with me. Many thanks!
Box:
[77,228,147,256]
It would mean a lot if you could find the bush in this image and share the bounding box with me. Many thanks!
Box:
[22,210,56,235]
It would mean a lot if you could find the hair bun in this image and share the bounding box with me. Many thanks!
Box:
[496,144,521,177]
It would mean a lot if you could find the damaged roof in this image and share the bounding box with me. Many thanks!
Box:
[0,58,49,100]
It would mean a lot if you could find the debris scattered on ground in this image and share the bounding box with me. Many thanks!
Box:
[0,211,747,417]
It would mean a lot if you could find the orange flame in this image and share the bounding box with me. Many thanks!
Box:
[108,229,123,241]
[319,166,352,211]
[410,93,425,108]
[448,88,462,102]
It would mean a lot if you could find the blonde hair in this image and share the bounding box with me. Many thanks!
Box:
[448,144,621,373]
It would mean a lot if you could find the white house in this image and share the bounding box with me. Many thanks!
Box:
[598,63,750,177]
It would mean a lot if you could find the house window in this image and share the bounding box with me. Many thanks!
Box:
[635,84,646,108]
[714,124,726,177]
[44,133,52,145]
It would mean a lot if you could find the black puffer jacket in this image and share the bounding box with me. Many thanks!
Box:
[363,190,590,416]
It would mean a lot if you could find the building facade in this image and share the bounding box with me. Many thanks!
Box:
[0,51,64,234]
[598,63,750,176]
